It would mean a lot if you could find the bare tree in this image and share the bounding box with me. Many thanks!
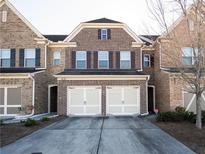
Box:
[146,0,205,129]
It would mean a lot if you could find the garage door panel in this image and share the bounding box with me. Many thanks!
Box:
[124,88,138,105]
[68,86,101,115]
[86,107,100,114]
[108,106,122,114]
[86,88,101,106]
[69,107,84,115]
[69,88,84,105]
[124,106,138,114]
[107,88,122,105]
[107,86,140,115]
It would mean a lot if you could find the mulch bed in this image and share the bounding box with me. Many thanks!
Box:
[0,116,66,147]
[153,121,205,154]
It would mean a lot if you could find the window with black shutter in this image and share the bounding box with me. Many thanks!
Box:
[10,49,16,67]
[19,49,25,67]
[35,48,41,67]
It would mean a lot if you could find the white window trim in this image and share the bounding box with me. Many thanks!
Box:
[98,51,109,69]
[0,86,22,116]
[120,51,131,69]
[101,29,108,40]
[53,51,61,65]
[76,51,87,69]
[24,49,36,67]
[0,49,11,68]
[144,54,151,67]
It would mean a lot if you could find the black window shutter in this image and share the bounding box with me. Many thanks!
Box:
[71,51,76,69]
[151,56,154,67]
[35,48,41,67]
[131,51,135,69]
[98,29,101,39]
[10,49,16,67]
[107,29,111,39]
[116,51,120,69]
[109,51,113,69]
[93,51,98,68]
[19,49,25,67]
[87,51,91,69]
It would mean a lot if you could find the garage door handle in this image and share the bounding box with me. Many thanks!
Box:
[84,101,86,104]
[122,101,125,104]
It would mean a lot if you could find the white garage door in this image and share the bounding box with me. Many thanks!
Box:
[106,86,140,115]
[183,92,205,113]
[67,86,101,115]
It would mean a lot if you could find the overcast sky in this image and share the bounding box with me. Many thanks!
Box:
[9,0,181,35]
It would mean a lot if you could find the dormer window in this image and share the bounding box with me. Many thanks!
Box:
[101,29,108,40]
[98,29,111,40]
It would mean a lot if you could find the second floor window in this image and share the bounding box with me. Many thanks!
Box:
[25,49,35,67]
[98,51,109,69]
[144,54,151,67]
[53,51,61,65]
[76,51,86,69]
[120,51,131,69]
[182,47,198,65]
[101,29,108,40]
[0,49,10,67]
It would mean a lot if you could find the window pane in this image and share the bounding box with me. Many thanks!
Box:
[144,55,150,61]
[7,107,20,114]
[182,48,192,57]
[120,61,131,69]
[76,51,86,60]
[99,60,108,68]
[54,59,60,65]
[7,88,21,105]
[77,60,86,69]
[1,49,10,58]
[182,57,192,65]
[25,49,35,58]
[121,51,130,60]
[25,59,35,67]
[101,29,107,40]
[0,108,4,114]
[98,51,108,60]
[54,51,60,59]
[2,59,10,67]
[144,61,150,67]
[0,88,4,105]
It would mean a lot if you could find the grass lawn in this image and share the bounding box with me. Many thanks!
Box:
[153,121,205,154]
[0,116,66,147]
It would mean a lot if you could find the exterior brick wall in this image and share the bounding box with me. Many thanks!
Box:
[65,28,142,70]
[57,80,148,115]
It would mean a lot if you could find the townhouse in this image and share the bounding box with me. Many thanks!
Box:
[0,0,204,117]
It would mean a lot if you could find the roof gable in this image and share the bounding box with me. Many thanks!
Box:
[64,19,143,44]
[85,18,121,23]
[0,0,45,39]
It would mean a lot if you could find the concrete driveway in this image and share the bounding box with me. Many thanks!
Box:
[0,117,195,154]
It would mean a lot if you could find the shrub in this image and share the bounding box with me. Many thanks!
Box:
[175,106,186,113]
[24,118,37,127]
[41,117,49,122]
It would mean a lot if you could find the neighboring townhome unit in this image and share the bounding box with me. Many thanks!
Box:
[0,0,48,116]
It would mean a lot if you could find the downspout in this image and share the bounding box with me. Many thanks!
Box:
[44,41,50,69]
[15,73,35,119]
[141,76,150,116]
